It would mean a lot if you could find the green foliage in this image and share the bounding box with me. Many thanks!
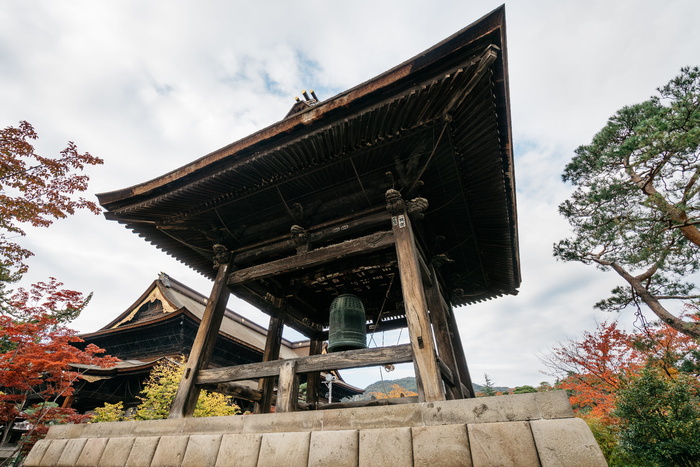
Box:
[555,66,700,338]
[133,357,240,420]
[615,369,700,466]
[513,385,537,394]
[480,374,497,397]
[91,401,127,423]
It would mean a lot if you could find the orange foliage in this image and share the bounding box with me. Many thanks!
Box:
[369,384,418,399]
[544,320,699,424]
[0,279,118,453]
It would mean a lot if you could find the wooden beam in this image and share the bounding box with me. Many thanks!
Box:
[386,189,444,402]
[255,309,285,414]
[197,344,414,385]
[276,360,298,413]
[446,302,475,398]
[169,260,231,418]
[437,357,454,387]
[426,269,464,399]
[232,210,390,265]
[199,382,263,402]
[228,230,395,285]
[306,339,323,406]
[315,396,419,410]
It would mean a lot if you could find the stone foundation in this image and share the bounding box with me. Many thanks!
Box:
[24,391,606,466]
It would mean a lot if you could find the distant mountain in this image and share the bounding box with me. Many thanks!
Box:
[351,377,511,401]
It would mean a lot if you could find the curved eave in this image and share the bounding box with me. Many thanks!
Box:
[98,6,511,212]
[98,6,519,309]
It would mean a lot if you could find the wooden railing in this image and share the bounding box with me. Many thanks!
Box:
[196,344,414,412]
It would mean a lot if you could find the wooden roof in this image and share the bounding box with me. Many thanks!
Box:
[98,7,519,337]
[80,273,309,360]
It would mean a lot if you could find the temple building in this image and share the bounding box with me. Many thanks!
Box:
[71,273,361,413]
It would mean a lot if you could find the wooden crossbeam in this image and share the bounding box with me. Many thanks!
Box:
[228,230,395,285]
[196,344,414,386]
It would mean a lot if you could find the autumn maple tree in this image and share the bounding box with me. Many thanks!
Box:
[0,121,112,460]
[0,279,118,455]
[0,120,102,279]
[542,318,700,464]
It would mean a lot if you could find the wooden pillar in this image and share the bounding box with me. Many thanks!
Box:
[254,307,285,414]
[276,360,299,413]
[426,269,464,399]
[386,189,444,402]
[169,247,232,418]
[306,338,323,407]
[445,301,475,397]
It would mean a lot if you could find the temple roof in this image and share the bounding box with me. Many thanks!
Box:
[80,273,309,359]
[97,6,519,337]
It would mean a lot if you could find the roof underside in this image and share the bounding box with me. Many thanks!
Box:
[98,7,520,338]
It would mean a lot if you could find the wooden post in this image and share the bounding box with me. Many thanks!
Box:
[276,360,299,413]
[255,307,285,414]
[445,300,475,397]
[386,189,444,402]
[169,248,232,418]
[306,338,323,407]
[426,269,464,399]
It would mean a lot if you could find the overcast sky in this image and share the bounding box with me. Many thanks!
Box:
[1,0,698,390]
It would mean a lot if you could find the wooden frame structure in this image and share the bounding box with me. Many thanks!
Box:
[97,6,519,417]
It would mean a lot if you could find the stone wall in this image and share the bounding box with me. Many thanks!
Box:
[24,391,607,466]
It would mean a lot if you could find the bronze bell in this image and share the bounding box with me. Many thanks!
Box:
[328,294,367,352]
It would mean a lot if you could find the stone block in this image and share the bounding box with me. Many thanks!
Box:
[534,391,574,419]
[75,421,125,439]
[323,403,423,431]
[44,423,86,440]
[183,413,246,435]
[215,433,261,467]
[182,434,222,467]
[38,439,68,466]
[257,431,311,467]
[130,418,186,437]
[423,394,540,426]
[308,429,358,467]
[23,439,52,467]
[412,424,472,467]
[56,437,87,466]
[359,427,412,467]
[75,437,108,467]
[530,418,607,466]
[150,435,190,467]
[98,437,136,467]
[241,411,323,434]
[125,436,160,467]
[468,421,539,466]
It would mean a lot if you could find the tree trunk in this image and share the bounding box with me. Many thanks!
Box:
[610,262,700,339]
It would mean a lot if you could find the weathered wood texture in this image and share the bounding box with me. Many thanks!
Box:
[426,272,464,399]
[388,198,444,402]
[199,382,263,402]
[276,360,299,413]
[169,262,231,418]
[231,210,390,265]
[448,306,475,397]
[306,339,323,406]
[197,344,414,385]
[228,231,395,285]
[256,310,285,414]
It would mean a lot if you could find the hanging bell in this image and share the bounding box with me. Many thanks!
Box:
[328,294,367,352]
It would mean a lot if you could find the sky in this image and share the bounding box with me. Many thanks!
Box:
[1,0,698,390]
